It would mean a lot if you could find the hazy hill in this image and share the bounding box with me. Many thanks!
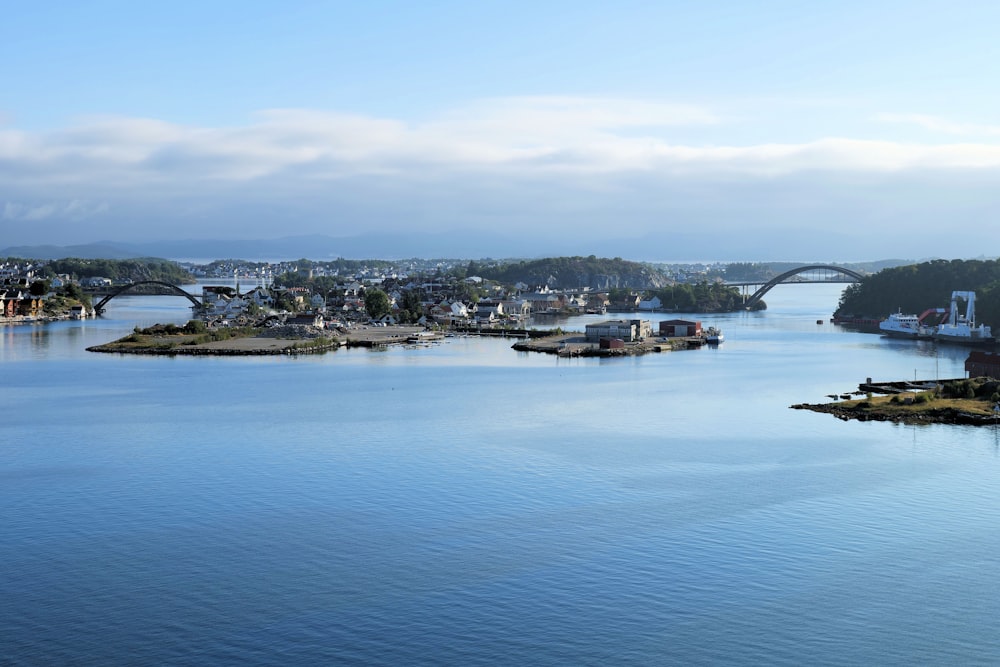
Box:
[2,243,146,260]
[477,256,671,289]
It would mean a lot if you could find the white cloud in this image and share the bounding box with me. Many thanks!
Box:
[3,99,1000,191]
[874,112,1000,137]
[5,98,1000,259]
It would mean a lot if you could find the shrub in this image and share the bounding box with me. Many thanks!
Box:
[941,380,974,399]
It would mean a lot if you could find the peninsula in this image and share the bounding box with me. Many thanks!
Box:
[85,321,442,356]
[792,376,1000,426]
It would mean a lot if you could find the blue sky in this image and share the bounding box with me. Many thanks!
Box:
[3,1,1000,260]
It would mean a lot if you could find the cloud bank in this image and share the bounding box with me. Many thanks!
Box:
[2,96,1000,259]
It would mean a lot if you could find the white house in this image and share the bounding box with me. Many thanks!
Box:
[638,296,662,311]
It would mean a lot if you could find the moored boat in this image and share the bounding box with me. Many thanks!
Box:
[407,331,444,343]
[879,311,934,339]
[935,291,994,345]
[704,326,724,344]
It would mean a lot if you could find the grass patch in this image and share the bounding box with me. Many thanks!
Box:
[840,392,995,417]
[92,324,263,351]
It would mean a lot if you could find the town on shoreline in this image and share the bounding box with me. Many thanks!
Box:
[1,255,766,329]
[2,256,747,356]
[13,254,1000,426]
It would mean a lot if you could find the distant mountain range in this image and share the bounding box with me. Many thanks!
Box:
[2,234,485,262]
[1,231,929,265]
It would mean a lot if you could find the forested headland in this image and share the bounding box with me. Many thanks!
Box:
[834,259,1000,325]
[41,258,196,284]
[475,256,672,289]
[643,282,750,312]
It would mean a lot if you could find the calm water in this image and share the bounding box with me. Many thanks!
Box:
[3,285,1000,665]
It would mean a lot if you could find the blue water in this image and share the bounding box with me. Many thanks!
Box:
[4,285,1000,665]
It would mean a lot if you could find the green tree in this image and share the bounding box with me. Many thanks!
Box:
[62,282,84,301]
[364,288,391,319]
[398,290,424,323]
[274,291,299,313]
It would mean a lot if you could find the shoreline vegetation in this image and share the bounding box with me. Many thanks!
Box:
[792,377,1000,426]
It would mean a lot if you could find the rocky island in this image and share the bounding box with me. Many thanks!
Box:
[87,321,341,356]
[792,377,1000,426]
[86,321,439,356]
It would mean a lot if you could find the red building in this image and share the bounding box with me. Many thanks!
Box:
[966,350,1000,378]
[599,337,625,350]
[659,319,702,337]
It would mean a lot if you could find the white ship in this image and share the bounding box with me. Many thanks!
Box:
[879,310,937,339]
[936,291,993,344]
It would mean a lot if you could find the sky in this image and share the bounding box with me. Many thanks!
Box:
[3,0,1000,260]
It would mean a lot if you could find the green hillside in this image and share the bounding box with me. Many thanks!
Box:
[835,259,1000,326]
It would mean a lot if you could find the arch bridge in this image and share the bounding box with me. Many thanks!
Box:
[737,265,864,309]
[94,281,202,314]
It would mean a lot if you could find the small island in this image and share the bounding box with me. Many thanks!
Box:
[87,321,342,356]
[792,377,1000,426]
[85,321,446,356]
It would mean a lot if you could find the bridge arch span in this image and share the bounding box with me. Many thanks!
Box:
[743,265,864,309]
[94,281,202,313]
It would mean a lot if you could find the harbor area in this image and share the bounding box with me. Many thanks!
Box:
[512,317,720,356]
[511,332,705,356]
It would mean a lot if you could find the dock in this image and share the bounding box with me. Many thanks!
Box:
[858,377,963,395]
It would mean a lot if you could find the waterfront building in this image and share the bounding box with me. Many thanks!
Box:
[966,350,1000,378]
[585,319,652,342]
[659,319,702,337]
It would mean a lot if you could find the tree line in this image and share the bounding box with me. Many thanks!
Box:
[835,259,1000,325]
[42,258,195,284]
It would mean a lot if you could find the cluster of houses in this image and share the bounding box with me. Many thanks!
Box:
[0,262,67,321]
[1,289,45,319]
[197,275,632,328]
[0,254,723,330]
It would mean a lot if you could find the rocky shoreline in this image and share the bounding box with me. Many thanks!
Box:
[84,323,451,356]
[87,324,343,356]
[791,401,998,426]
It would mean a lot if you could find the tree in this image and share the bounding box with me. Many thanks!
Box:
[398,290,424,323]
[364,288,391,319]
[274,291,298,313]
[63,282,84,301]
